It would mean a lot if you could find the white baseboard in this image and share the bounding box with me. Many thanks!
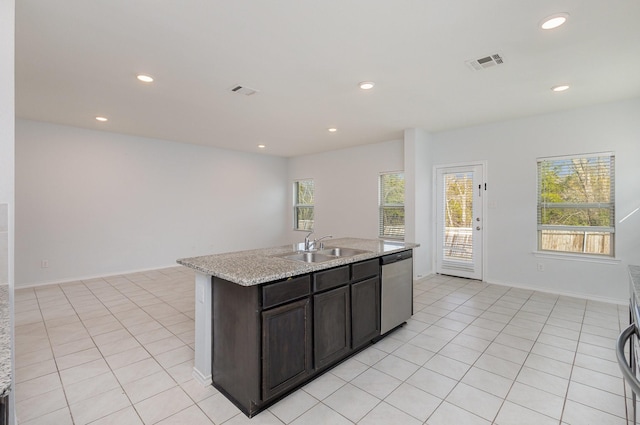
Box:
[485,278,627,306]
[14,264,186,289]
[192,367,212,386]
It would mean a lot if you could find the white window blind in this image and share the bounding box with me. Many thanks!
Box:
[537,153,615,256]
[379,172,405,239]
[294,179,314,231]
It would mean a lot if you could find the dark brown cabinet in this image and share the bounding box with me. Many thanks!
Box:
[262,297,312,400]
[211,255,389,418]
[313,265,350,292]
[351,276,380,349]
[313,285,351,369]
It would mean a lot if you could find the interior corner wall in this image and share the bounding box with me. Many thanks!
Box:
[430,98,640,303]
[1,0,15,423]
[15,120,289,287]
[404,128,432,279]
[286,140,404,243]
[0,0,14,287]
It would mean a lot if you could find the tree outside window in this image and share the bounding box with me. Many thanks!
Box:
[294,179,314,231]
[537,153,615,256]
[379,172,405,239]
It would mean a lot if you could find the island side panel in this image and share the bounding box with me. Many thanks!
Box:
[193,272,212,385]
[212,277,261,413]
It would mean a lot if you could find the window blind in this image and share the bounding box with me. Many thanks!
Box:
[537,153,615,256]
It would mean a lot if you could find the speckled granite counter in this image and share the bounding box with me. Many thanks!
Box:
[0,285,10,398]
[177,237,419,286]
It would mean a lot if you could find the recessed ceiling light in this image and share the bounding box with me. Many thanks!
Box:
[359,82,375,90]
[328,128,337,132]
[540,13,569,30]
[551,84,570,92]
[136,74,154,83]
[95,116,108,122]
[257,144,266,149]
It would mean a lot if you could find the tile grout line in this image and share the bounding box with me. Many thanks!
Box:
[33,272,194,425]
[14,271,629,425]
[78,273,210,425]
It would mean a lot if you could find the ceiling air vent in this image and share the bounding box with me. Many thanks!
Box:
[230,85,259,96]
[465,53,504,71]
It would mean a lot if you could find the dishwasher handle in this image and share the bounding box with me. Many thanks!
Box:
[380,250,412,265]
[616,323,640,395]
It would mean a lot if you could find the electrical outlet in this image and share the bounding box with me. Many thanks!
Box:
[41,260,49,268]
[537,263,545,272]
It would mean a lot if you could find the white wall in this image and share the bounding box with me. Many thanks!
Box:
[15,98,640,303]
[430,98,640,303]
[404,128,433,278]
[0,0,14,285]
[1,0,15,422]
[287,140,404,244]
[286,98,640,302]
[15,120,289,287]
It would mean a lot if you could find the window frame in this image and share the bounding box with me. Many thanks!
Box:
[536,152,615,257]
[379,171,405,240]
[293,179,314,231]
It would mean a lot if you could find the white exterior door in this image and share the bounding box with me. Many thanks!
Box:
[436,164,484,280]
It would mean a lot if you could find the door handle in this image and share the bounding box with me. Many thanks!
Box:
[617,324,640,395]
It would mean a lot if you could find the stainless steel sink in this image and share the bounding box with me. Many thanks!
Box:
[280,252,337,263]
[317,247,369,257]
[276,246,371,263]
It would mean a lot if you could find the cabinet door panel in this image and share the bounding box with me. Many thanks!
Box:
[314,285,351,369]
[351,276,380,349]
[262,275,311,309]
[262,298,312,400]
[352,258,379,281]
[313,266,350,292]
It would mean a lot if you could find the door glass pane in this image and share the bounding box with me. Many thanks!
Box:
[443,172,473,262]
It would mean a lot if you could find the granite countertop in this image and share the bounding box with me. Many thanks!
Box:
[0,285,10,397]
[177,237,419,286]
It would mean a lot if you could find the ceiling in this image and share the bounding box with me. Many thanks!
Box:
[15,1,640,158]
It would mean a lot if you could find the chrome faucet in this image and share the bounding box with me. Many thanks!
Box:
[303,231,314,251]
[313,235,333,250]
[303,231,332,251]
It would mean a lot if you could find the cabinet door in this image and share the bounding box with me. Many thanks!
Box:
[262,298,312,400]
[351,276,380,349]
[314,285,351,369]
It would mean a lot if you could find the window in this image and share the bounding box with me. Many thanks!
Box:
[293,179,314,231]
[537,153,615,256]
[379,172,405,239]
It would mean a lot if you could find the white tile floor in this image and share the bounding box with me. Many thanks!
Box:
[14,268,631,424]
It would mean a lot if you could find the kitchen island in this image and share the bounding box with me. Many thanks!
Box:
[177,237,418,416]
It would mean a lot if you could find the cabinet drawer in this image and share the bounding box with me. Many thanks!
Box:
[262,275,311,309]
[313,266,350,292]
[352,259,379,281]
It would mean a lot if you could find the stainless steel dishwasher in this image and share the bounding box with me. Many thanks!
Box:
[380,250,413,334]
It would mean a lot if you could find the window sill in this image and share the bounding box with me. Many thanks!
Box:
[533,251,620,265]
